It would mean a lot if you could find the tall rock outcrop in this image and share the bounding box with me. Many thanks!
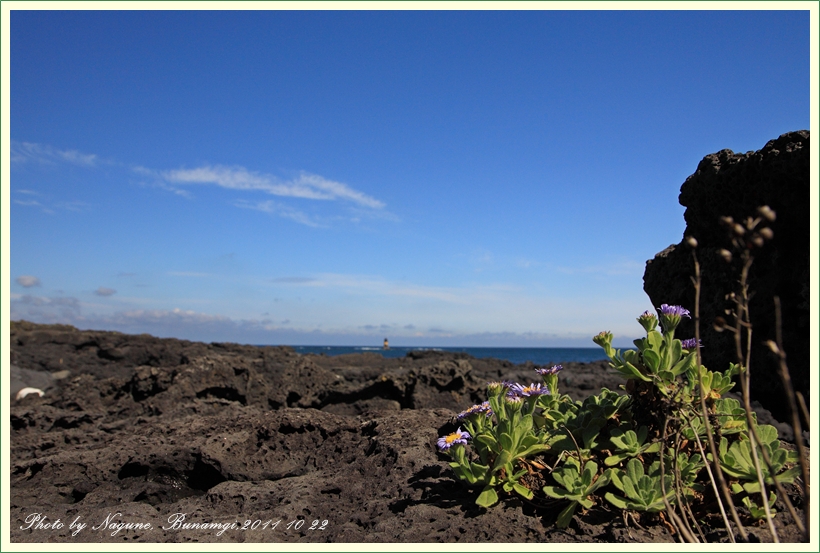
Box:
[643,131,810,423]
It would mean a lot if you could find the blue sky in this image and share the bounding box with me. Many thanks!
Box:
[5,7,812,347]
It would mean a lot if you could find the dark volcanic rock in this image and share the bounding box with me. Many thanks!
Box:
[8,322,804,543]
[643,131,810,423]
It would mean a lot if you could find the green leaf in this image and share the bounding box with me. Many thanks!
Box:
[475,433,499,451]
[513,483,533,499]
[646,330,663,351]
[499,432,514,452]
[626,458,644,482]
[543,486,573,500]
[516,443,550,459]
[604,491,629,509]
[604,453,627,467]
[555,502,578,528]
[613,359,652,382]
[476,486,499,508]
[581,461,597,487]
[516,414,534,434]
[670,351,695,376]
[642,349,661,372]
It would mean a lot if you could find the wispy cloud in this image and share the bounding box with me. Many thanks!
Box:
[12,189,88,214]
[132,166,192,198]
[162,165,385,209]
[234,199,321,227]
[95,287,117,297]
[273,272,514,305]
[271,277,317,284]
[168,271,215,278]
[11,294,82,322]
[13,199,54,214]
[11,141,98,167]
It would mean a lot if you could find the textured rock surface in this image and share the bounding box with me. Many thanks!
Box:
[8,323,804,543]
[643,131,810,423]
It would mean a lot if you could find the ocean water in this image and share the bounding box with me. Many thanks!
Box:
[287,346,608,366]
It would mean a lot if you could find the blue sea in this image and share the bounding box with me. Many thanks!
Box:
[288,346,608,366]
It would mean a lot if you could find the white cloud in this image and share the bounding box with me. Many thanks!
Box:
[131,166,191,197]
[168,271,216,278]
[13,190,87,214]
[11,294,82,322]
[95,287,117,297]
[163,165,384,209]
[16,275,41,287]
[11,141,98,166]
[59,149,98,166]
[296,172,385,209]
[234,199,321,227]
[9,289,647,348]
[13,199,45,208]
[54,201,89,212]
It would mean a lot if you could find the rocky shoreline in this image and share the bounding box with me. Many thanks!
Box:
[8,321,806,543]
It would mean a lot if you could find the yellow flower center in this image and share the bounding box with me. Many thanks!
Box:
[445,433,460,444]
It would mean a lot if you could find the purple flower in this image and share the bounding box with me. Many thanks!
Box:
[659,304,691,318]
[658,304,691,333]
[437,427,471,450]
[681,338,702,350]
[456,401,493,420]
[535,365,563,376]
[508,382,551,397]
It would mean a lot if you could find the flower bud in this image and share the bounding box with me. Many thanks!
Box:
[685,236,698,249]
[720,215,735,227]
[732,223,746,237]
[750,235,765,248]
[487,381,505,396]
[637,310,658,333]
[592,331,613,348]
[758,227,774,240]
[719,249,733,263]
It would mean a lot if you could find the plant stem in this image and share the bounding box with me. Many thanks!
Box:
[771,296,810,540]
[691,249,746,542]
[733,253,778,542]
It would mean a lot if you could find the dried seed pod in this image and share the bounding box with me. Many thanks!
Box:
[757,205,776,222]
[719,249,733,262]
[713,316,727,332]
[750,235,765,248]
[720,215,735,227]
[733,223,746,236]
[685,236,698,249]
[759,227,774,240]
